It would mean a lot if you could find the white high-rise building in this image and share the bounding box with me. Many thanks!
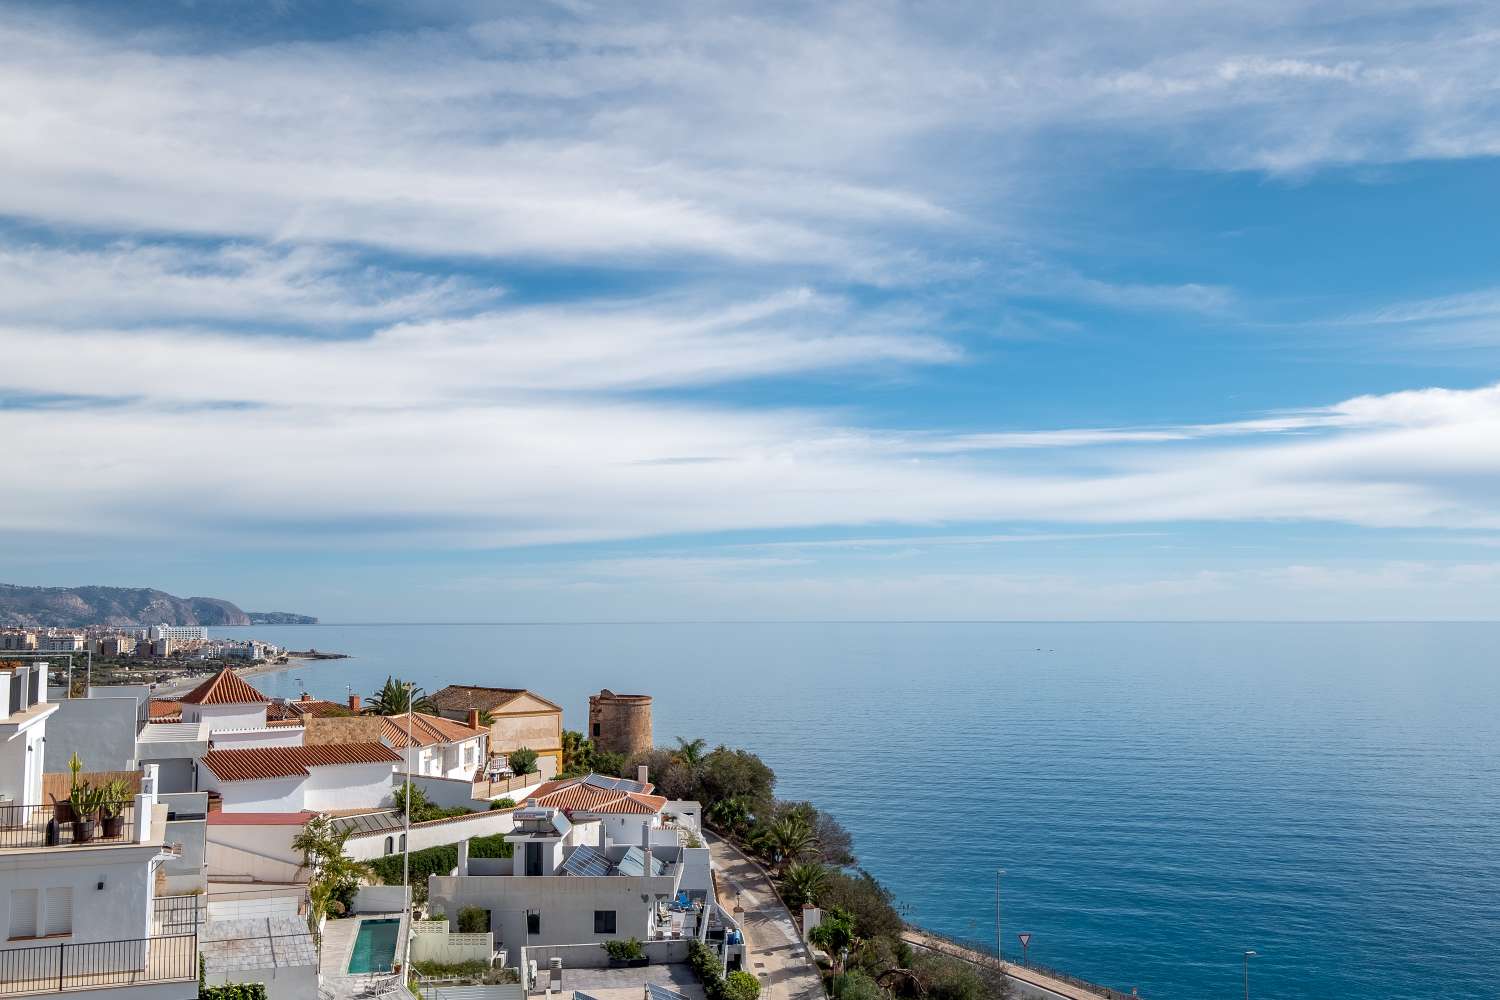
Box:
[145,625,207,643]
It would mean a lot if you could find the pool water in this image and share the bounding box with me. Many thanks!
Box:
[347,918,400,974]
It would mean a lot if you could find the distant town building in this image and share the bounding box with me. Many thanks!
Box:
[0,630,38,651]
[38,633,84,652]
[147,624,208,643]
[588,688,653,759]
[98,634,137,657]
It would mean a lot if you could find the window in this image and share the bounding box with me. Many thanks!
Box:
[592,723,600,737]
[43,888,71,937]
[8,889,37,939]
[398,834,407,852]
[527,911,541,935]
[384,836,394,856]
[594,910,616,935]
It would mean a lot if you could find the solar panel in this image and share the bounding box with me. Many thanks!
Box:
[646,983,691,1000]
[615,846,667,876]
[582,773,649,794]
[559,845,611,877]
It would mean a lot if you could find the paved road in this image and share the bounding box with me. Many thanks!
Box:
[707,833,824,1000]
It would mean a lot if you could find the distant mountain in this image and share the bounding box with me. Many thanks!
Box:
[246,611,319,625]
[0,584,312,628]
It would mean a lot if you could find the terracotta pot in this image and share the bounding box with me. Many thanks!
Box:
[101,814,125,838]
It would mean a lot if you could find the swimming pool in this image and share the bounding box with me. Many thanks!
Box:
[347,918,400,974]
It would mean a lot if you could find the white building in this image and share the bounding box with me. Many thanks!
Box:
[197,743,401,813]
[39,634,85,653]
[145,626,207,644]
[428,774,716,959]
[0,667,200,1000]
[379,711,488,781]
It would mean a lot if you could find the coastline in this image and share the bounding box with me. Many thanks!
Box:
[150,654,330,699]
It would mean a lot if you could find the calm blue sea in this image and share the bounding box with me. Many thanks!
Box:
[211,622,1500,1000]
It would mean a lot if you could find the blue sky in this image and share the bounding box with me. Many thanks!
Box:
[3,0,1500,620]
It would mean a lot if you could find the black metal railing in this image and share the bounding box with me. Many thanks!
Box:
[0,933,196,996]
[151,895,202,934]
[0,803,136,850]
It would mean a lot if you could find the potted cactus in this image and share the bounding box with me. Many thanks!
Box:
[99,779,131,838]
[69,782,105,843]
[54,752,84,824]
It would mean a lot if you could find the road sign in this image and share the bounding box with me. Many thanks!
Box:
[1018,933,1031,948]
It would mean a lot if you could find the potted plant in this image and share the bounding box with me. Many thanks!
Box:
[69,782,104,843]
[602,938,647,968]
[99,779,131,838]
[54,752,84,824]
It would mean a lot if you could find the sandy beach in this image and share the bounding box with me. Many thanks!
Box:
[150,653,340,699]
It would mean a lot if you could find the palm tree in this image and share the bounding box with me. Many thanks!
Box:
[674,737,708,768]
[294,816,373,927]
[707,796,750,835]
[780,862,828,909]
[367,675,435,715]
[808,907,857,973]
[761,813,817,870]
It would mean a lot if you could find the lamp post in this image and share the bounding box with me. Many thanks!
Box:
[1243,950,1257,1000]
[995,868,1006,962]
[402,682,415,983]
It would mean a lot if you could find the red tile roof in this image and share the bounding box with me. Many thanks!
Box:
[380,711,486,749]
[526,775,667,815]
[429,685,563,714]
[179,668,270,706]
[206,811,317,826]
[200,743,400,782]
[149,699,182,721]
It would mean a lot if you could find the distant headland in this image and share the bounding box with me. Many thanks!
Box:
[0,582,317,628]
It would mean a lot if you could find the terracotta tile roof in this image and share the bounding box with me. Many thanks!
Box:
[200,743,400,782]
[268,698,350,720]
[429,685,562,714]
[179,668,270,706]
[380,711,485,749]
[206,811,316,826]
[149,699,183,721]
[526,775,667,815]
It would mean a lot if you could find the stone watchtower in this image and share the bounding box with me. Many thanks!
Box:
[587,689,653,759]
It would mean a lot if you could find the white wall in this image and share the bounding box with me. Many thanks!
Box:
[208,727,304,749]
[201,761,394,813]
[187,702,269,733]
[429,871,681,952]
[409,773,489,810]
[346,809,516,861]
[0,847,155,949]
[411,921,495,964]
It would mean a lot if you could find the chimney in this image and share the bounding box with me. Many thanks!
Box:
[467,709,481,729]
[637,765,649,786]
[348,694,361,712]
[641,822,653,877]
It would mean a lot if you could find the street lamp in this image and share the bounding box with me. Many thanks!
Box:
[1243,950,1258,1000]
[401,682,416,981]
[994,868,1006,962]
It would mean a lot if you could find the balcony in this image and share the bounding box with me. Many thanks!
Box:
[0,803,140,851]
[0,934,197,996]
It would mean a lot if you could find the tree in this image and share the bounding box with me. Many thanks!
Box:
[508,747,539,775]
[817,869,902,942]
[698,746,775,815]
[808,907,858,973]
[707,796,750,835]
[627,748,697,800]
[561,729,593,774]
[757,813,816,870]
[780,862,828,909]
[830,970,886,1000]
[293,816,372,925]
[723,970,762,1000]
[674,737,708,768]
[367,675,435,715]
[814,810,857,868]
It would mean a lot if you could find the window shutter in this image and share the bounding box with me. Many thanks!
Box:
[44,887,72,936]
[9,888,38,939]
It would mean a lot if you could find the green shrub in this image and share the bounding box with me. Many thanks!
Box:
[489,798,516,810]
[602,937,645,961]
[199,984,269,1000]
[687,940,725,998]
[368,835,513,887]
[722,970,761,1000]
[830,971,884,1000]
[508,747,538,775]
[457,907,489,933]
